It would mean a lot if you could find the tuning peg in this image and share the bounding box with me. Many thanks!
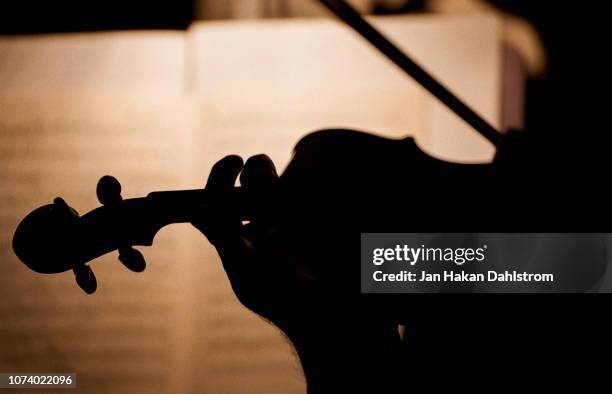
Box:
[73,264,97,294]
[97,175,122,206]
[53,197,79,218]
[53,196,69,210]
[118,247,146,272]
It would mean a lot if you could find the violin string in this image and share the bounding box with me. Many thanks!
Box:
[319,0,504,148]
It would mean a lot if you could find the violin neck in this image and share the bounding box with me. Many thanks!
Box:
[146,187,250,225]
[77,187,250,257]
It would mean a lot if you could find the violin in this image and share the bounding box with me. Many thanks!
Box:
[12,0,509,294]
[12,129,502,295]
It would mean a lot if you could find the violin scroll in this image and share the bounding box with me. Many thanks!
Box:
[12,194,102,293]
[12,175,154,294]
[12,195,101,293]
[13,197,82,275]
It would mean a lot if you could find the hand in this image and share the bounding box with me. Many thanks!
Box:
[192,154,320,334]
[191,152,402,391]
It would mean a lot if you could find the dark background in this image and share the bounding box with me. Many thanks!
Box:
[0,1,194,34]
[0,0,430,34]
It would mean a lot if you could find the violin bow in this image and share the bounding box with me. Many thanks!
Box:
[318,0,504,148]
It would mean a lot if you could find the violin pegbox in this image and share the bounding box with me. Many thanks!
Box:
[96,175,147,274]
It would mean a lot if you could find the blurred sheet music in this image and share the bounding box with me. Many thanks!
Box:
[0,94,199,394]
[0,14,506,393]
[190,15,501,167]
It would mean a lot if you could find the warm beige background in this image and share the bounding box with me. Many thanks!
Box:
[0,15,503,393]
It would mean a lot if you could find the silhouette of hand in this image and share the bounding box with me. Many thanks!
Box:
[192,152,401,391]
[192,154,319,334]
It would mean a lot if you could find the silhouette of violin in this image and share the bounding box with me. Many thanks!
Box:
[12,0,507,294]
[13,176,255,293]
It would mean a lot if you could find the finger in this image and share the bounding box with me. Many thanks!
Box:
[193,155,243,246]
[240,154,278,190]
[206,155,244,191]
[239,154,278,234]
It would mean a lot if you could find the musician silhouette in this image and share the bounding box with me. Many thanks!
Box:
[192,1,610,391]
